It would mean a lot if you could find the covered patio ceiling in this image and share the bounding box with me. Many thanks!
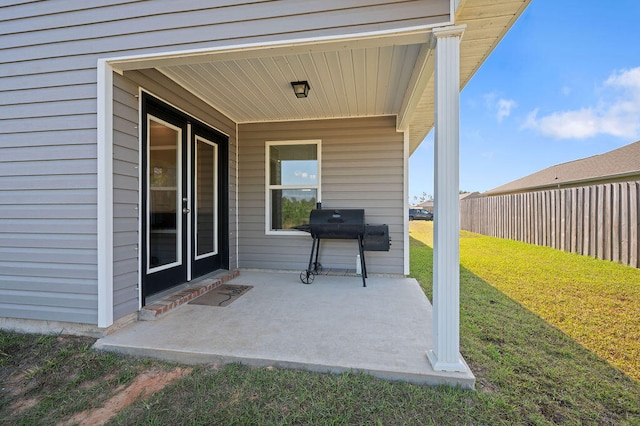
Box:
[111,0,529,153]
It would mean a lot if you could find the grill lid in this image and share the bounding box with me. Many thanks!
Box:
[309,209,365,239]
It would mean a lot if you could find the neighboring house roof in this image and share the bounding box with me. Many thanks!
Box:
[415,200,433,210]
[485,140,640,195]
[459,192,480,200]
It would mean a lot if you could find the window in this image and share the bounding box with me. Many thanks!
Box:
[266,140,321,234]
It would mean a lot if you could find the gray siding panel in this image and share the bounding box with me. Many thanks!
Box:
[238,116,404,274]
[111,71,139,321]
[0,70,96,92]
[0,99,96,120]
[0,36,97,325]
[0,0,436,325]
[0,161,96,178]
[0,204,95,219]
[1,2,448,60]
[0,275,96,293]
[0,234,95,250]
[1,261,95,279]
[0,189,96,205]
[0,303,97,324]
[0,83,96,104]
[0,112,98,328]
[1,144,96,161]
[0,175,94,189]
[0,130,96,148]
[0,115,95,133]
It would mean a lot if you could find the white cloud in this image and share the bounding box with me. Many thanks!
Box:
[605,66,640,92]
[522,67,640,140]
[483,93,517,123]
[496,99,517,123]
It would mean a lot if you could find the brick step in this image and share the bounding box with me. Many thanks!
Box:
[139,269,240,320]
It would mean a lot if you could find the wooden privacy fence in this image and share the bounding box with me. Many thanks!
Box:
[460,181,640,268]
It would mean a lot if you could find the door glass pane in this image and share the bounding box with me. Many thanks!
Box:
[196,137,217,257]
[148,117,180,270]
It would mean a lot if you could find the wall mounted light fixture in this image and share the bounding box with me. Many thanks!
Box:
[291,81,311,98]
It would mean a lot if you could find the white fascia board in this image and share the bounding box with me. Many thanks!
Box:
[397,43,434,132]
[97,59,114,328]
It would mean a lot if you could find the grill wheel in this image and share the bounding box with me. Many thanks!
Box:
[300,270,315,284]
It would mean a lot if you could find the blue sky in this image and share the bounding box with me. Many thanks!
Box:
[409,0,640,201]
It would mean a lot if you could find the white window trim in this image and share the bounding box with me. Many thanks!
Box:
[265,139,321,236]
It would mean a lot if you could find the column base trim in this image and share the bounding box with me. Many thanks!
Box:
[426,349,469,372]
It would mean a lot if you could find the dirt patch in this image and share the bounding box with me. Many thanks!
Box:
[9,397,39,415]
[5,371,41,414]
[61,366,192,426]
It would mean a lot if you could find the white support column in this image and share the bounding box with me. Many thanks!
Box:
[427,25,467,372]
[97,59,114,328]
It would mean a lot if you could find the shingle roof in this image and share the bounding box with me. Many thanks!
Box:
[485,140,640,195]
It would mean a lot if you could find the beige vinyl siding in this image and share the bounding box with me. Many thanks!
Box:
[238,116,404,274]
[112,69,237,320]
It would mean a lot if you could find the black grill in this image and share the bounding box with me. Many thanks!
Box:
[301,208,367,286]
[298,208,390,286]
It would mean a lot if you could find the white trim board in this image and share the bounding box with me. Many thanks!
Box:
[107,26,442,73]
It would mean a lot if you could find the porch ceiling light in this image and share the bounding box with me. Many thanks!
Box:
[291,81,310,98]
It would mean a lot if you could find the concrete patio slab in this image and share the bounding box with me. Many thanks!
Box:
[94,270,475,388]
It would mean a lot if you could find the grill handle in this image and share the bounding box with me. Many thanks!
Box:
[328,210,344,223]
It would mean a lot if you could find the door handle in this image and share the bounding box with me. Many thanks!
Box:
[183,208,191,214]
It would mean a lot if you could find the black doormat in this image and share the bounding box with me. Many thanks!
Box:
[189,284,253,307]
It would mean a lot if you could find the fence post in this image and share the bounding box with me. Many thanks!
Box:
[574,188,584,254]
[597,185,605,260]
[591,186,598,257]
[549,190,554,248]
[613,183,621,263]
[582,186,590,256]
[631,182,639,268]
[621,182,629,265]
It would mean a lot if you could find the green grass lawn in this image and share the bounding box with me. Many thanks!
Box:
[1,222,639,424]
[410,221,640,382]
